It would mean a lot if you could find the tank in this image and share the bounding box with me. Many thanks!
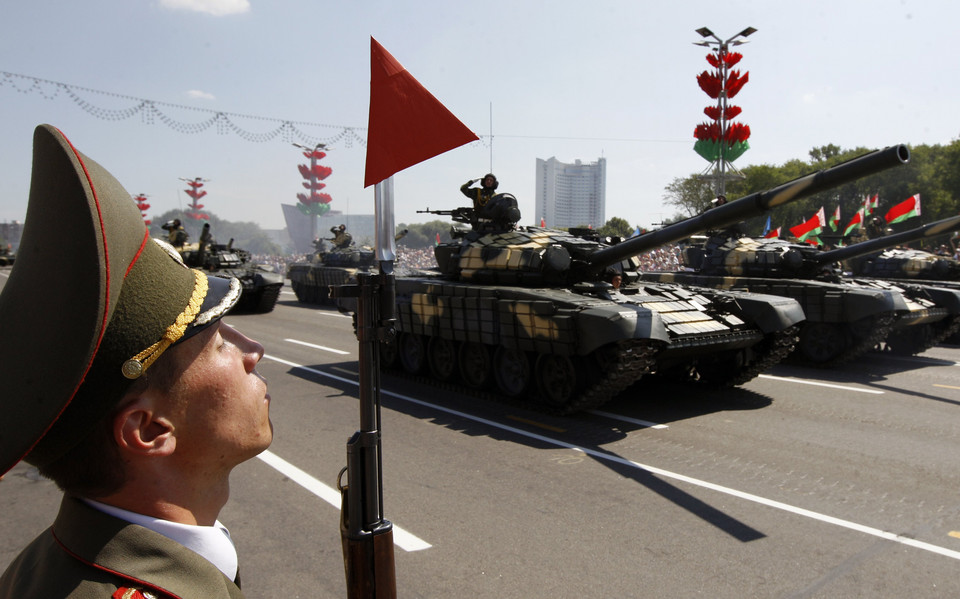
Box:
[835,216,960,348]
[636,147,960,363]
[288,230,407,305]
[0,246,14,267]
[179,238,284,313]
[365,145,909,414]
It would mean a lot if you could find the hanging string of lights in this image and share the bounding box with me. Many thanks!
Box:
[0,70,368,148]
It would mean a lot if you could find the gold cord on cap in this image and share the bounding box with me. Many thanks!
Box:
[121,269,208,379]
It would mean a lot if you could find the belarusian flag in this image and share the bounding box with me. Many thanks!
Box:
[540,217,546,227]
[843,208,864,236]
[885,194,921,224]
[764,226,781,239]
[790,207,826,241]
[435,232,441,246]
[803,235,821,246]
[828,205,841,231]
[868,194,879,214]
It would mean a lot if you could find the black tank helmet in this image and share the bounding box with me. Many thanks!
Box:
[481,173,498,190]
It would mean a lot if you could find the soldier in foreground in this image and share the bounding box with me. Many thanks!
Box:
[0,125,271,598]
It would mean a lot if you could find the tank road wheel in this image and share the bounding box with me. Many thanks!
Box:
[797,322,848,365]
[428,337,458,381]
[493,346,532,397]
[398,333,427,374]
[459,342,492,389]
[535,354,579,407]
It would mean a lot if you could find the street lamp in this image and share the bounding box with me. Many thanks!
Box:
[694,26,756,50]
[692,26,757,197]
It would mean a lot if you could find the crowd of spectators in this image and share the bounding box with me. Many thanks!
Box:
[636,245,683,271]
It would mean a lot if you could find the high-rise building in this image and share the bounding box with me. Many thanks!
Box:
[535,156,606,229]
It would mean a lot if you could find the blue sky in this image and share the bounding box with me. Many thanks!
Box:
[1,0,956,232]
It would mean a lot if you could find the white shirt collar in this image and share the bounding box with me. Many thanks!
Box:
[83,498,238,581]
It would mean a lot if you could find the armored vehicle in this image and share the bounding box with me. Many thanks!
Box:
[0,246,14,267]
[288,245,376,305]
[838,215,960,347]
[637,146,960,362]
[179,238,284,313]
[288,231,407,305]
[365,145,908,413]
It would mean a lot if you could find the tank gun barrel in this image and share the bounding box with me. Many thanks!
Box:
[586,144,910,269]
[816,214,960,264]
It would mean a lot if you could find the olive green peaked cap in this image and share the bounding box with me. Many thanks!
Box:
[0,125,240,475]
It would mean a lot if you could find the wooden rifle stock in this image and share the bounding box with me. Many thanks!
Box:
[334,270,398,598]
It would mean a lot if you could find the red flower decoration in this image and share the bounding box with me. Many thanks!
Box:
[696,71,723,98]
[725,70,749,98]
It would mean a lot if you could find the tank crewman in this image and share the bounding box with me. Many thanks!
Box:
[329,224,353,249]
[161,218,188,247]
[0,125,268,598]
[460,173,498,211]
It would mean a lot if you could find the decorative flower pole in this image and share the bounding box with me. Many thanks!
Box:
[693,27,757,197]
[180,177,210,221]
[133,193,151,226]
[293,143,333,242]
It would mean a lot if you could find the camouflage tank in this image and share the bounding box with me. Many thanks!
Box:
[835,215,960,348]
[637,145,960,362]
[178,237,284,313]
[288,230,406,305]
[364,145,908,414]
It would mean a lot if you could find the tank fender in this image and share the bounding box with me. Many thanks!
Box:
[575,305,669,355]
[718,292,805,333]
[254,271,285,287]
[841,288,906,319]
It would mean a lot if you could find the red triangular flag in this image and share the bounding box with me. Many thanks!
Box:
[364,38,479,187]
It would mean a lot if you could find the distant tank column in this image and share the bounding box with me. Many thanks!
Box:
[293,142,334,243]
[692,26,757,197]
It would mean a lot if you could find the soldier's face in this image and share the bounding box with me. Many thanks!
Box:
[160,322,272,472]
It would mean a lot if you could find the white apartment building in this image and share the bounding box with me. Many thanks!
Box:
[534,156,606,229]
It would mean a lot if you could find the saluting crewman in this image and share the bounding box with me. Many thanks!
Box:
[0,125,271,598]
[460,173,498,211]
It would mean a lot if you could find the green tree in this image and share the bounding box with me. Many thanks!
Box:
[597,216,633,238]
[662,175,715,219]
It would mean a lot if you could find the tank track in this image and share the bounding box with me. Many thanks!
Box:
[544,339,662,415]
[883,314,960,356]
[383,339,662,416]
[792,312,895,368]
[696,326,799,387]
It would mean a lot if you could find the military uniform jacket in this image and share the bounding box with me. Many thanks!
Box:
[0,495,245,599]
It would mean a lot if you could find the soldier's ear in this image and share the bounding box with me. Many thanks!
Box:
[113,394,176,458]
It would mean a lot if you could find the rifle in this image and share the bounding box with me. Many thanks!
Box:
[416,206,475,225]
[333,183,398,599]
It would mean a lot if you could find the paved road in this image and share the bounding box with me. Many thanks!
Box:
[4,273,960,597]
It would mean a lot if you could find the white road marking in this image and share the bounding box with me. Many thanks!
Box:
[758,374,885,394]
[256,448,432,552]
[285,338,350,355]
[263,353,960,562]
[586,410,668,429]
